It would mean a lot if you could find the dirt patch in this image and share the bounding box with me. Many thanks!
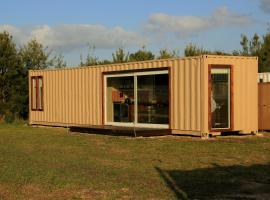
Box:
[0,183,13,200]
[0,184,110,200]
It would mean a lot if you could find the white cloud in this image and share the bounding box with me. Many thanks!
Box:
[260,0,270,13]
[0,24,146,52]
[144,6,253,39]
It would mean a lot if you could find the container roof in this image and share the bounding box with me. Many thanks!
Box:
[29,54,258,72]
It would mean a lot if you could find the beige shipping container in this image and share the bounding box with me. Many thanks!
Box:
[29,55,258,136]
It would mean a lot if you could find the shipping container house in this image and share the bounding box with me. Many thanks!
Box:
[258,72,270,130]
[29,55,258,136]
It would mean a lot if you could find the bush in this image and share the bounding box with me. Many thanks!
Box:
[4,112,15,123]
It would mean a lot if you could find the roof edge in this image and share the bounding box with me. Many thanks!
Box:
[29,54,257,72]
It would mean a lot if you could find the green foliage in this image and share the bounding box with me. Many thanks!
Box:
[0,32,56,120]
[0,125,270,199]
[129,46,155,61]
[0,31,22,120]
[53,53,67,68]
[250,33,261,56]
[239,32,270,72]
[184,43,231,57]
[19,39,51,70]
[18,39,53,119]
[240,34,249,56]
[239,33,262,57]
[112,48,129,63]
[184,43,207,56]
[99,59,112,65]
[260,32,270,72]
[157,49,178,59]
[80,45,100,66]
[4,111,15,123]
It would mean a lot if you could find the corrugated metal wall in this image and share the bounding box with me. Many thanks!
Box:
[30,67,103,126]
[205,56,258,133]
[29,55,258,134]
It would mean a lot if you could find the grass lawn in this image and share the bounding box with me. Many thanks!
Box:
[0,124,270,199]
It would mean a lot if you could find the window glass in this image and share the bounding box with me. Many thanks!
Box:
[32,78,37,110]
[105,71,169,126]
[38,78,43,110]
[31,76,43,111]
[211,68,230,129]
[137,74,169,124]
[106,76,134,122]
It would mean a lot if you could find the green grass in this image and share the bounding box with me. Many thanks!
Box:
[0,124,270,199]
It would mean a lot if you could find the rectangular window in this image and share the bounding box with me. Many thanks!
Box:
[31,76,43,111]
[104,70,169,128]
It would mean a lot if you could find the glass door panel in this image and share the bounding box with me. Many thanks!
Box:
[105,71,169,127]
[137,74,169,124]
[211,68,230,129]
[106,76,134,123]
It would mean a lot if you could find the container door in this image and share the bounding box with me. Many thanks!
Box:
[258,83,270,130]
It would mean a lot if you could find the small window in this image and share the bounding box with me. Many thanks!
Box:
[31,76,43,111]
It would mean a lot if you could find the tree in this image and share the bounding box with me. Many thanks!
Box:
[250,33,261,56]
[19,39,51,70]
[260,32,270,72]
[0,31,23,120]
[240,34,249,56]
[129,46,155,61]
[157,49,177,59]
[53,53,67,68]
[80,45,99,66]
[184,43,207,56]
[16,39,53,120]
[112,48,129,63]
[98,59,112,65]
[238,33,270,72]
[184,43,231,57]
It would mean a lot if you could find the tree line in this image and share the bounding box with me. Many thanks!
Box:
[0,29,270,122]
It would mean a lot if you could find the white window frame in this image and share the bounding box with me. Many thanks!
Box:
[104,70,169,129]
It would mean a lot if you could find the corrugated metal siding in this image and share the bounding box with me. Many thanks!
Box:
[170,57,202,131]
[29,55,258,134]
[29,57,204,132]
[258,73,270,83]
[205,55,258,133]
[30,67,100,126]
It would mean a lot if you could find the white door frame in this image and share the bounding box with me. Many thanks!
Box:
[103,70,169,129]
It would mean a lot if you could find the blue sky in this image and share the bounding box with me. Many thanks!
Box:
[0,0,270,66]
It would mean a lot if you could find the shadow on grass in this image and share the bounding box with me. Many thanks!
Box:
[69,126,170,137]
[156,163,270,199]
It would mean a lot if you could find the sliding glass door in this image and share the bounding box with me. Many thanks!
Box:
[104,70,169,128]
[106,76,134,123]
[137,74,168,124]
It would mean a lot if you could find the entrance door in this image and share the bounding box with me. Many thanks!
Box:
[258,83,270,130]
[209,67,232,130]
[104,70,169,128]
